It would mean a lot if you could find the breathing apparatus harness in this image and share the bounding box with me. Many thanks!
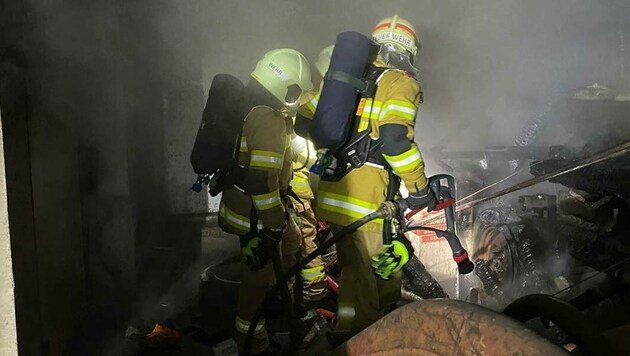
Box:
[310,65,390,180]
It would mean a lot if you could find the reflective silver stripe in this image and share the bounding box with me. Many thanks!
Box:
[336,305,356,320]
[255,195,280,206]
[219,206,248,230]
[233,184,245,193]
[220,204,263,231]
[251,155,282,165]
[361,105,381,117]
[252,191,282,210]
[379,104,417,119]
[319,197,375,216]
[235,317,266,335]
[386,151,422,169]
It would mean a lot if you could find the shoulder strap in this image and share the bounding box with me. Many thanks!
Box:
[324,70,377,97]
[366,66,390,83]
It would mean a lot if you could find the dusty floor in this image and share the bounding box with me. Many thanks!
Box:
[92,215,241,355]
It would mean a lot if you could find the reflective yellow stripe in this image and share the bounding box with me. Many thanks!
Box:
[219,204,262,233]
[361,99,383,119]
[383,145,423,173]
[240,136,247,153]
[358,117,369,132]
[290,176,311,193]
[250,150,283,169]
[291,175,309,185]
[235,316,266,335]
[379,100,417,121]
[252,190,282,210]
[291,187,311,194]
[358,99,383,132]
[301,265,326,282]
[317,192,383,223]
[307,94,320,113]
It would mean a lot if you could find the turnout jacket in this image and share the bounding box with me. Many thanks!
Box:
[299,60,428,233]
[219,105,294,235]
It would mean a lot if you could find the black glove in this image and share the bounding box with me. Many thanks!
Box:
[397,185,437,212]
[260,227,283,251]
[240,227,284,271]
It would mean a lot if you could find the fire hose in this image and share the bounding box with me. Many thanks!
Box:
[244,175,473,354]
[243,207,389,354]
[243,140,630,353]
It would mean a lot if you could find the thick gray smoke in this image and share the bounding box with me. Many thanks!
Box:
[2,0,628,353]
[197,0,628,153]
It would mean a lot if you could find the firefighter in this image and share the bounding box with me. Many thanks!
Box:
[289,135,331,304]
[290,45,335,307]
[312,44,334,87]
[218,48,313,355]
[301,16,437,337]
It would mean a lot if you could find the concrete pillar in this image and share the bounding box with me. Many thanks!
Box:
[0,107,19,355]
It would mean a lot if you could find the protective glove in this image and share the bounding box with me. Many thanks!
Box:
[241,235,267,270]
[371,237,414,280]
[397,185,437,212]
[240,227,284,271]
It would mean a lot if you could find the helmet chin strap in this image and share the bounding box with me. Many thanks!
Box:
[379,44,420,79]
[280,100,299,116]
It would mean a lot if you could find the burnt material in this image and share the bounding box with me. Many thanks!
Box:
[475,259,508,305]
[403,256,450,299]
[503,294,614,356]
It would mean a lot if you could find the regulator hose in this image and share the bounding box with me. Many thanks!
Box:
[244,203,397,354]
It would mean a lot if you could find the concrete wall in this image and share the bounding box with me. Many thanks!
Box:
[0,109,18,356]
[1,0,204,353]
[0,1,46,353]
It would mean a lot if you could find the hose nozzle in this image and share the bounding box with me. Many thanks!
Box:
[377,201,400,220]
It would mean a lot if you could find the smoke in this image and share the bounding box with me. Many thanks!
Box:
[15,0,628,214]
[191,0,628,153]
[3,0,628,352]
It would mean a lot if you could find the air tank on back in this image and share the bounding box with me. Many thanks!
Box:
[309,31,377,175]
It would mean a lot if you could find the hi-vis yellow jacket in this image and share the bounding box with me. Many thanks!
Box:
[218,106,294,236]
[299,63,428,233]
[290,135,316,200]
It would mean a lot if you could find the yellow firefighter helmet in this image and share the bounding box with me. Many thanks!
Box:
[251,48,314,107]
